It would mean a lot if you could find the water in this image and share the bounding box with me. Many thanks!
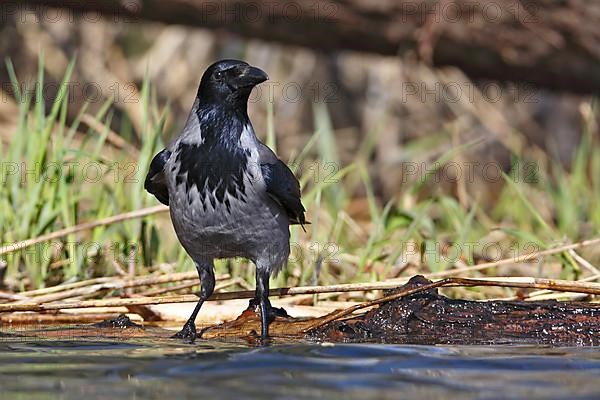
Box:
[1,335,599,399]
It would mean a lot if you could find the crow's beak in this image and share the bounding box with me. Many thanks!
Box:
[234,65,269,89]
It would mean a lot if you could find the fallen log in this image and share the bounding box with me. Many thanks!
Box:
[203,275,600,346]
[307,276,600,346]
[14,0,600,93]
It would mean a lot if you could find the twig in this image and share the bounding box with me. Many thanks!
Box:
[569,249,600,275]
[0,206,169,256]
[121,272,229,289]
[137,279,198,297]
[498,273,600,301]
[416,0,452,64]
[213,278,250,292]
[15,272,230,304]
[111,260,128,276]
[19,277,115,297]
[0,292,28,302]
[138,277,243,297]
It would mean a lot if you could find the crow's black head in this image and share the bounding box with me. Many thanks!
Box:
[197,59,268,108]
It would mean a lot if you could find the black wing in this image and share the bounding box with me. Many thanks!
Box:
[261,159,306,228]
[144,149,171,206]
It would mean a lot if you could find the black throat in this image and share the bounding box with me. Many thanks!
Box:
[175,102,252,212]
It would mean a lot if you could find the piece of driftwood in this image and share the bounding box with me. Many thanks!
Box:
[307,276,600,345]
[201,276,600,346]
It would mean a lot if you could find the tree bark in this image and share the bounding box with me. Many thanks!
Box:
[12,0,600,94]
[307,276,600,346]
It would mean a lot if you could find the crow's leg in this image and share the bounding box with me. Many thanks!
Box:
[172,261,214,342]
[255,267,272,340]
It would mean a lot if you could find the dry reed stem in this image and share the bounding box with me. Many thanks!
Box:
[19,272,205,298]
[426,237,600,278]
[17,273,231,304]
[569,249,600,275]
[0,292,28,301]
[19,277,115,297]
[499,273,600,301]
[0,206,169,256]
[138,277,246,297]
[137,280,199,297]
[491,249,600,302]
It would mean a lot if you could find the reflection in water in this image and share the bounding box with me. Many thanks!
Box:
[0,336,599,399]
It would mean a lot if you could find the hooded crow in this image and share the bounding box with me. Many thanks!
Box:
[144,59,306,341]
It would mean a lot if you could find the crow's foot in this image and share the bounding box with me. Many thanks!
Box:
[255,335,272,347]
[172,321,197,343]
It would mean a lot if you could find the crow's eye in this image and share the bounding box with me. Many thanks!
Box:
[215,71,224,80]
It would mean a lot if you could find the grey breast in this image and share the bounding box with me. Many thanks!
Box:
[164,125,290,262]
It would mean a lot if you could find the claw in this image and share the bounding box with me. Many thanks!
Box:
[256,335,272,347]
[172,321,197,343]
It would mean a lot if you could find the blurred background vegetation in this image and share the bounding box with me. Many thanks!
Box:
[0,1,598,298]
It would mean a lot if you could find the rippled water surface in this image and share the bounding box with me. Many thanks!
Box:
[1,334,600,399]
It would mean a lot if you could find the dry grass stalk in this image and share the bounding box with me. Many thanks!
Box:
[0,292,28,302]
[19,277,116,297]
[426,237,600,278]
[499,273,600,301]
[0,205,169,256]
[137,280,199,297]
[339,237,600,280]
[492,251,600,302]
[569,249,600,275]
[2,237,599,319]
[14,272,230,304]
[138,277,246,297]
